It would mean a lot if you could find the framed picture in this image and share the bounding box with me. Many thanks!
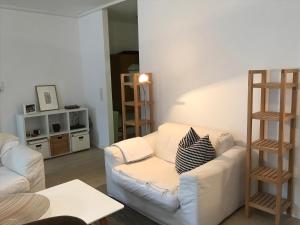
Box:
[23,104,36,114]
[36,85,59,111]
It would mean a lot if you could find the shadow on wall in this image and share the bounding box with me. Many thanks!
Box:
[159,74,249,144]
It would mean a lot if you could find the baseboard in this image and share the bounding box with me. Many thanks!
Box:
[97,144,108,150]
[292,207,300,219]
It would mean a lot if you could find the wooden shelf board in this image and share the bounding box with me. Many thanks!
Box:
[122,82,150,86]
[249,70,267,74]
[252,111,295,121]
[125,120,152,126]
[123,82,133,86]
[249,192,291,215]
[124,101,153,106]
[252,139,293,153]
[282,69,299,73]
[251,167,292,183]
[253,82,296,89]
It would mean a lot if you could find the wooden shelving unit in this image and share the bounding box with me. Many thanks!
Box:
[121,73,154,139]
[245,69,299,225]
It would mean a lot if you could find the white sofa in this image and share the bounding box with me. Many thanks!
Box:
[0,134,45,195]
[105,123,246,225]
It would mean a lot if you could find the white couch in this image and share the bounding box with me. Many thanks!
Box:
[0,134,45,195]
[105,123,246,225]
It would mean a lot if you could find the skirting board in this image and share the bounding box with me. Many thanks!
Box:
[292,207,300,219]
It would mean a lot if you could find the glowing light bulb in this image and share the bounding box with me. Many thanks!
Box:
[138,73,149,83]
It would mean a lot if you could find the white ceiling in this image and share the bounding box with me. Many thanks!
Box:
[0,0,126,17]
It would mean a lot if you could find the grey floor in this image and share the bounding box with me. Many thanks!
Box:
[45,148,106,188]
[45,148,300,225]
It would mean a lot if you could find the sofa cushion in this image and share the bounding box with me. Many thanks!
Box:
[156,123,234,163]
[112,157,180,211]
[0,167,30,194]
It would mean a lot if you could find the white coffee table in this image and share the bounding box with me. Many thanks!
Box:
[37,179,124,225]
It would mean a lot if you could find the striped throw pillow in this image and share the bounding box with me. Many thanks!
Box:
[176,130,216,174]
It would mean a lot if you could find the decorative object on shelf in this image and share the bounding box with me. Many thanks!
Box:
[32,129,41,137]
[52,124,61,133]
[69,111,85,130]
[121,73,153,139]
[36,85,59,111]
[23,104,37,114]
[245,69,299,225]
[64,105,80,109]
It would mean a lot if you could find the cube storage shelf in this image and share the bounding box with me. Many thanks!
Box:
[17,108,90,159]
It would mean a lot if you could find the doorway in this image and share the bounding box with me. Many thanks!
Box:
[107,0,139,142]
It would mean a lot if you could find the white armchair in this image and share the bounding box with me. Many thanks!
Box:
[105,123,245,225]
[0,134,45,194]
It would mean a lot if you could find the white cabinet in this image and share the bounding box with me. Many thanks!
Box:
[16,108,90,159]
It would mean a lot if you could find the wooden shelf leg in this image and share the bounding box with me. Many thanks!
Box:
[245,70,254,217]
[258,71,267,192]
[287,71,298,216]
[275,183,282,225]
[121,75,127,140]
[275,70,286,225]
[275,213,281,225]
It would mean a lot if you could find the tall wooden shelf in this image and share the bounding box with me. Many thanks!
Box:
[121,73,154,139]
[245,69,299,225]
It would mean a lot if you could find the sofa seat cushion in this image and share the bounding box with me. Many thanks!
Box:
[0,167,30,194]
[112,157,180,211]
[156,123,234,163]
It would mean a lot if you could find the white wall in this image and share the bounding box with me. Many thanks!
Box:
[79,10,114,148]
[138,0,300,217]
[108,20,138,54]
[0,9,84,134]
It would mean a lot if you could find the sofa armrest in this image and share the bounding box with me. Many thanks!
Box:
[142,132,158,151]
[104,146,125,168]
[178,146,245,225]
[1,145,45,192]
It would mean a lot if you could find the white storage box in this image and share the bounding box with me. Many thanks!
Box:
[71,131,90,152]
[28,138,50,159]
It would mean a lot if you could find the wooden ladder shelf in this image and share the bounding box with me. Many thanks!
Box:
[121,73,154,139]
[245,69,299,225]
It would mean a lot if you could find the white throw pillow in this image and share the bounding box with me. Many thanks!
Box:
[0,133,19,158]
[113,137,154,163]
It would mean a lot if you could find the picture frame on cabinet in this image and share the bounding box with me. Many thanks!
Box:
[23,103,37,114]
[36,85,59,111]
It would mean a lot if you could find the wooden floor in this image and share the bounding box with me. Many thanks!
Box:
[45,148,106,188]
[44,148,300,225]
